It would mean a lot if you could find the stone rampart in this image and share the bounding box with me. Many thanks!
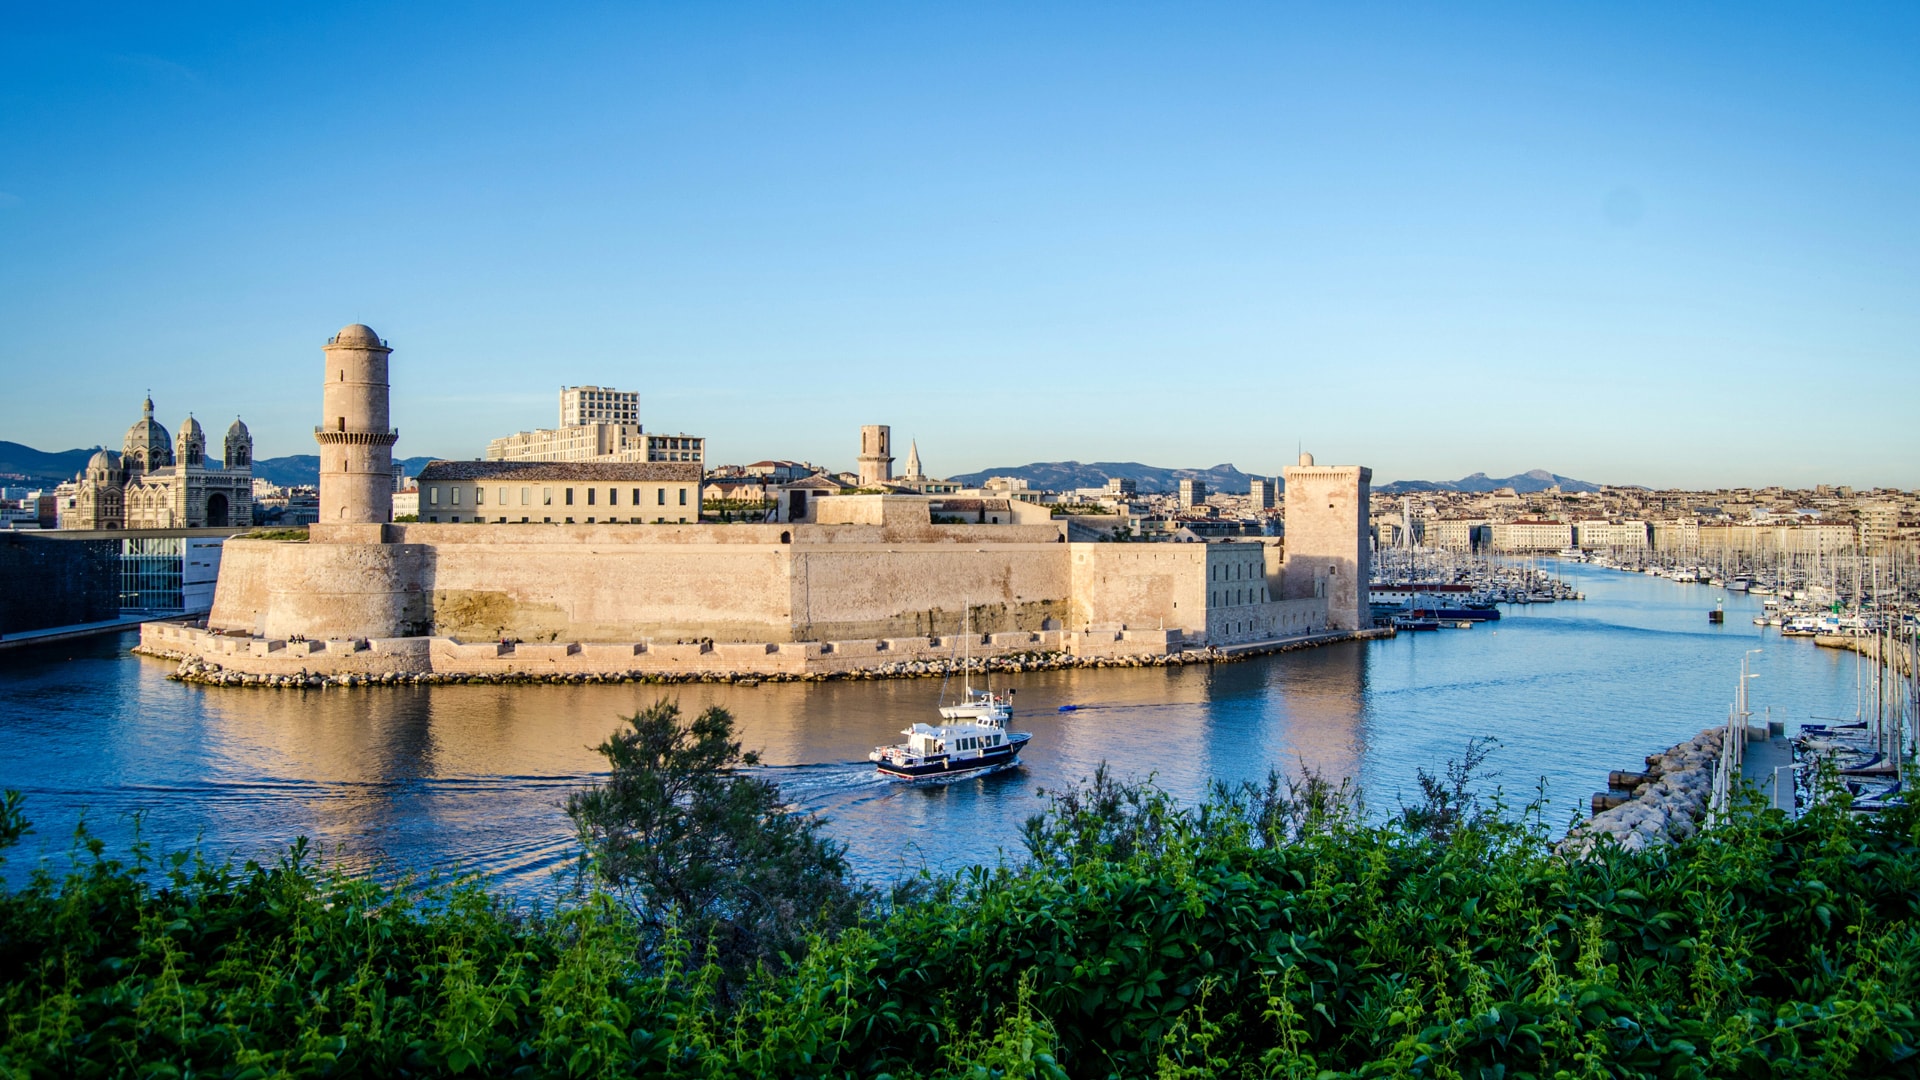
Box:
[213,523,1075,645]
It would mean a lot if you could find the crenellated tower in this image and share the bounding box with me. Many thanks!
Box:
[316,323,398,524]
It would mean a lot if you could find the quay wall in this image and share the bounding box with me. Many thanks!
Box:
[139,621,1204,680]
[1814,634,1914,677]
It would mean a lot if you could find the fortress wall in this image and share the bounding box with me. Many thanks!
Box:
[1068,544,1209,637]
[262,542,431,640]
[787,544,1072,641]
[207,539,277,634]
[418,537,793,643]
[1207,597,1328,644]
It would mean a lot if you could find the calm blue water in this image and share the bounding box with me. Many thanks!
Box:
[0,563,1868,897]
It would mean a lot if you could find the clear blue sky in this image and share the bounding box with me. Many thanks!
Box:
[2,2,1915,488]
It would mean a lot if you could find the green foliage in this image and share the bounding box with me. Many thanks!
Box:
[564,701,873,987]
[4,753,1920,1078]
[236,527,311,540]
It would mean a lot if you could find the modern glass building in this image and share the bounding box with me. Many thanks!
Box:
[121,536,186,612]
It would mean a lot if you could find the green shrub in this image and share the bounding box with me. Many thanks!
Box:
[3,737,1918,1078]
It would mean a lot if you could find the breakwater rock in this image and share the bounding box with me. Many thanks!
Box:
[1560,727,1724,856]
[164,648,1237,689]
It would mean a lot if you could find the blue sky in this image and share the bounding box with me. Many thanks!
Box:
[1,3,1915,487]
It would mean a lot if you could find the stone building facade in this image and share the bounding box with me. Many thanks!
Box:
[415,460,704,524]
[56,396,254,530]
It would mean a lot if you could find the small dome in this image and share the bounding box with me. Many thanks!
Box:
[87,449,118,473]
[227,417,250,438]
[331,323,383,347]
[179,415,204,438]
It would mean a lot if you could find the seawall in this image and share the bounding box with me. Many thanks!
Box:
[135,621,1387,689]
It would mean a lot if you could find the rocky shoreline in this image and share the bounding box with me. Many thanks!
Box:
[148,643,1317,689]
[1560,727,1724,855]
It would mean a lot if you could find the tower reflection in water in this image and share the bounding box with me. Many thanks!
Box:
[189,649,1373,889]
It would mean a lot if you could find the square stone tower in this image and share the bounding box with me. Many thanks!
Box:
[1282,452,1371,631]
[858,425,893,487]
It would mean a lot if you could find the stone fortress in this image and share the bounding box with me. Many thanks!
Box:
[56,395,255,529]
[142,323,1373,681]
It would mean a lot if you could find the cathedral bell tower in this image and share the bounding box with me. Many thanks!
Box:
[316,323,398,524]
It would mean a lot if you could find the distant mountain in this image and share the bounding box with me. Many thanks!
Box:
[946,461,1269,495]
[1376,469,1605,495]
[0,444,448,489]
[254,455,444,488]
[0,441,96,486]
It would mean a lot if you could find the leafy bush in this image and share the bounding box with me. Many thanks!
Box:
[3,735,1918,1078]
[564,701,873,987]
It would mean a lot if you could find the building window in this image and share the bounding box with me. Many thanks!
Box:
[499,487,507,505]
[586,488,595,506]
[543,488,552,505]
[429,487,438,505]
[452,488,460,505]
[475,487,484,505]
[521,487,530,505]
[632,488,641,504]
[657,489,665,506]
[678,488,687,506]
[565,488,574,505]
[608,487,618,506]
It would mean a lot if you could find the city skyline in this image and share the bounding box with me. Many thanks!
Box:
[2,4,1916,488]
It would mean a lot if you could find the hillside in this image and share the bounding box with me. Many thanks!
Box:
[0,441,96,486]
[0,442,445,489]
[254,455,445,488]
[1376,468,1605,495]
[946,461,1269,494]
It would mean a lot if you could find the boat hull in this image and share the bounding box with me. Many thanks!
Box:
[1409,606,1501,622]
[876,734,1031,780]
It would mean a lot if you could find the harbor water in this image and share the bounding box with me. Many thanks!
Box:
[0,563,1873,899]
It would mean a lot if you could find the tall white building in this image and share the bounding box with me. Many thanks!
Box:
[560,385,639,427]
[487,384,703,465]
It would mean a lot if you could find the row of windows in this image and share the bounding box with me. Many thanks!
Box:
[427,485,690,508]
[1209,586,1269,607]
[1209,559,1260,582]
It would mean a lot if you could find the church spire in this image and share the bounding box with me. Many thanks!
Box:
[902,438,922,481]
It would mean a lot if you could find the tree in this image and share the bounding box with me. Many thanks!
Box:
[565,700,870,981]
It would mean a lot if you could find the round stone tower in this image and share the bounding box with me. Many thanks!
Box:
[315,323,398,524]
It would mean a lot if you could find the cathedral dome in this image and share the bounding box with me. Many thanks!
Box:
[123,396,173,468]
[226,417,250,439]
[331,323,383,347]
[86,449,120,477]
[179,414,204,439]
